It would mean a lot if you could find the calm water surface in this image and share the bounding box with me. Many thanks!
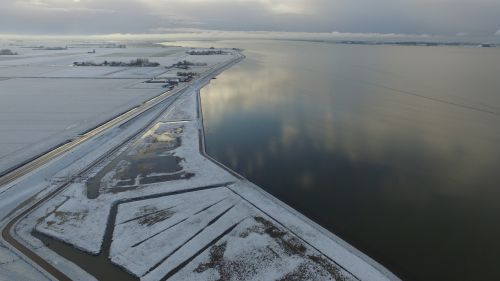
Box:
[174,40,500,280]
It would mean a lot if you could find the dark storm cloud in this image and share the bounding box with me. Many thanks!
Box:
[0,0,499,36]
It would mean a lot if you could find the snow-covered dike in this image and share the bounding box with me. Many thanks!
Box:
[4,45,399,281]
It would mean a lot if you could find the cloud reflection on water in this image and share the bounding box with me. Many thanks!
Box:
[200,39,500,281]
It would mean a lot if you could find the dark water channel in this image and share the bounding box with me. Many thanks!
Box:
[33,203,137,281]
[187,39,500,281]
[87,124,192,199]
[33,122,193,280]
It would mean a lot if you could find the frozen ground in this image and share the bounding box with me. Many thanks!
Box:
[1,40,397,281]
[11,83,398,281]
[116,187,357,281]
[0,42,224,175]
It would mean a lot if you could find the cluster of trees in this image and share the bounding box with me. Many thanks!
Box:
[32,46,67,50]
[0,49,18,55]
[128,58,160,67]
[73,58,160,67]
[186,49,227,55]
[177,71,197,77]
[171,60,207,70]
[173,60,195,67]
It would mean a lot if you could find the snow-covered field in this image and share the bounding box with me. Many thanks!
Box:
[1,41,397,281]
[10,85,398,280]
[0,42,212,175]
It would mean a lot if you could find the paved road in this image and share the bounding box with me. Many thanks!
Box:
[0,53,244,280]
[0,54,242,190]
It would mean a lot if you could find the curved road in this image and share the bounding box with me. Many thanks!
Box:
[0,53,244,281]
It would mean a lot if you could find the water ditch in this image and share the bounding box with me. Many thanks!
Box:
[33,184,228,281]
[32,122,201,280]
[86,124,193,199]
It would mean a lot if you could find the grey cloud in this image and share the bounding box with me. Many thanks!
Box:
[0,0,499,37]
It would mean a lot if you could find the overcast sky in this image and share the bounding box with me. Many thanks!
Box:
[1,0,499,37]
